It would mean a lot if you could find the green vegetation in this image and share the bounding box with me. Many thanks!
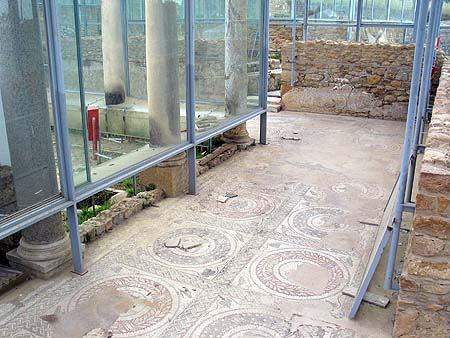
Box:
[118,178,133,190]
[78,202,111,225]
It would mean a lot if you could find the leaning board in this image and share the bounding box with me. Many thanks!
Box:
[348,175,399,319]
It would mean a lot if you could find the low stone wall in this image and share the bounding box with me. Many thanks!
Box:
[281,41,415,120]
[394,59,450,337]
[79,189,165,243]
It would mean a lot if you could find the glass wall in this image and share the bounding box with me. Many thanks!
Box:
[194,0,262,137]
[0,0,61,219]
[70,0,187,184]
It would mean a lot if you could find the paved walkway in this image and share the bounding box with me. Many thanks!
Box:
[0,111,404,338]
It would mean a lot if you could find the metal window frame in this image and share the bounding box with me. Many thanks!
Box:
[0,0,269,274]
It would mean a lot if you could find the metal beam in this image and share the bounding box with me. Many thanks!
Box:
[185,0,197,195]
[260,0,270,145]
[43,0,85,274]
[412,0,421,40]
[121,0,131,97]
[406,0,443,203]
[304,0,309,41]
[291,0,298,86]
[73,0,92,184]
[356,0,364,41]
[384,0,429,291]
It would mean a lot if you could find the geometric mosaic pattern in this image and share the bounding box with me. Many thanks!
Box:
[0,112,404,338]
[250,248,349,300]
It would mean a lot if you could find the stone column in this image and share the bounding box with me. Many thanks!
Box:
[1,0,71,278]
[222,0,254,147]
[138,0,187,196]
[146,0,181,146]
[101,0,126,105]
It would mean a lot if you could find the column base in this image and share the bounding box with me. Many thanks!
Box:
[221,123,255,150]
[137,153,188,197]
[6,235,77,280]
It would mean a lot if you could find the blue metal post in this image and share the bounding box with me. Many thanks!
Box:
[43,0,85,274]
[304,0,309,41]
[412,0,421,41]
[260,0,269,145]
[356,0,363,42]
[406,0,443,203]
[185,0,197,194]
[291,0,298,86]
[73,0,92,183]
[384,0,428,290]
[121,0,131,97]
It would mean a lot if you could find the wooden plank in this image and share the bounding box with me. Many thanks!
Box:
[343,286,390,308]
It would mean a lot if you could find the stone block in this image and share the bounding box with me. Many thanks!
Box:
[407,260,450,280]
[437,196,450,214]
[137,153,188,197]
[421,281,450,295]
[367,74,381,85]
[399,275,419,292]
[393,308,418,337]
[410,234,445,257]
[415,194,436,212]
[419,172,450,195]
[413,216,450,240]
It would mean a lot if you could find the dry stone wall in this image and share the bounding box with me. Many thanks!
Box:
[269,24,303,52]
[394,58,450,338]
[281,40,415,120]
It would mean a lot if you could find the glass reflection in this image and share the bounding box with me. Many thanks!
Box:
[0,0,60,218]
[195,0,262,136]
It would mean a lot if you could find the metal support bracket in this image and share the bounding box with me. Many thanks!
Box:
[402,203,416,213]
[417,144,426,154]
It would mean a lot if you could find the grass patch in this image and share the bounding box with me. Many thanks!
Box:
[78,202,111,225]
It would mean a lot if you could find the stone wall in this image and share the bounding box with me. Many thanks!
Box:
[269,24,303,52]
[394,58,450,338]
[281,40,415,120]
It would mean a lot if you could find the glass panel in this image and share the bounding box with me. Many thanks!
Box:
[360,27,414,44]
[441,27,450,55]
[308,0,356,23]
[49,0,90,187]
[362,0,415,22]
[195,0,262,136]
[440,4,450,55]
[270,0,292,19]
[72,0,186,183]
[0,0,61,219]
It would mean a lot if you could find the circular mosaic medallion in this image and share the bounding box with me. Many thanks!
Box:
[190,310,288,338]
[151,227,237,268]
[201,193,276,220]
[67,275,178,337]
[251,249,349,300]
[332,182,385,200]
[287,207,349,239]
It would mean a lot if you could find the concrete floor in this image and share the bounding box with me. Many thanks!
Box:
[0,111,406,338]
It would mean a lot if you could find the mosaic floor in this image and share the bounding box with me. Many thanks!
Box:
[0,111,405,338]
